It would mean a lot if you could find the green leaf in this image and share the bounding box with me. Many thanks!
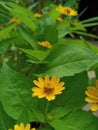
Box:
[83,22,98,28]
[49,110,98,130]
[74,31,98,39]
[49,6,60,21]
[18,27,38,49]
[64,110,98,130]
[1,2,37,31]
[37,14,53,31]
[47,107,71,121]
[60,39,98,54]
[81,17,98,24]
[39,126,53,130]
[49,119,69,130]
[17,108,29,124]
[36,44,98,77]
[19,48,50,61]
[70,22,86,32]
[42,25,58,43]
[0,38,15,53]
[0,24,16,41]
[58,20,70,38]
[0,102,15,130]
[95,68,98,78]
[52,71,88,109]
[0,63,44,122]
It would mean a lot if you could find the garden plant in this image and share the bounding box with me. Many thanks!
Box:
[0,0,98,130]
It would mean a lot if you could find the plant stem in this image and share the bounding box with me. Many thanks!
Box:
[45,101,49,123]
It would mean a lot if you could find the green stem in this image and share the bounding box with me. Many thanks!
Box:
[45,101,49,123]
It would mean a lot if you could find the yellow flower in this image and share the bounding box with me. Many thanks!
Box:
[85,80,98,111]
[38,41,52,48]
[10,18,21,24]
[57,5,78,16]
[8,123,36,130]
[32,75,65,101]
[34,13,42,18]
[56,17,63,22]
[64,7,78,16]
[56,5,66,15]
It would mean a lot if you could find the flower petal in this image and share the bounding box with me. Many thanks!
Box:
[25,124,30,130]
[85,89,98,99]
[85,97,98,103]
[33,78,44,88]
[90,103,98,111]
[54,87,65,95]
[32,87,45,97]
[45,75,50,82]
[46,94,55,101]
[56,82,65,90]
[14,124,20,130]
[51,76,60,83]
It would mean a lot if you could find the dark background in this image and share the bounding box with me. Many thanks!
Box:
[78,0,98,20]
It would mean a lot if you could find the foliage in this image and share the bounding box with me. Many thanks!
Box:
[0,0,98,130]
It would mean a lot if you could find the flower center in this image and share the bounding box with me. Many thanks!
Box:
[65,9,70,14]
[44,87,54,95]
[44,83,54,94]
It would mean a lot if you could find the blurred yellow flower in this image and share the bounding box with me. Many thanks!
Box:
[57,5,78,16]
[32,75,65,101]
[8,123,36,130]
[56,5,66,15]
[38,41,52,48]
[10,18,21,24]
[64,7,78,16]
[34,13,42,18]
[85,80,98,111]
[56,17,63,22]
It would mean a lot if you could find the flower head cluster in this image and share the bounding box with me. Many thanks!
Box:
[38,41,52,48]
[57,5,78,16]
[10,18,21,24]
[85,80,98,111]
[32,75,65,101]
[34,13,42,18]
[8,123,36,130]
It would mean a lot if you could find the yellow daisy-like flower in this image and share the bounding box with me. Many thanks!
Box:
[10,18,21,24]
[34,13,42,18]
[8,123,36,130]
[32,75,65,101]
[56,17,63,22]
[57,5,78,16]
[85,80,98,111]
[64,7,78,16]
[56,5,66,15]
[38,41,52,48]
